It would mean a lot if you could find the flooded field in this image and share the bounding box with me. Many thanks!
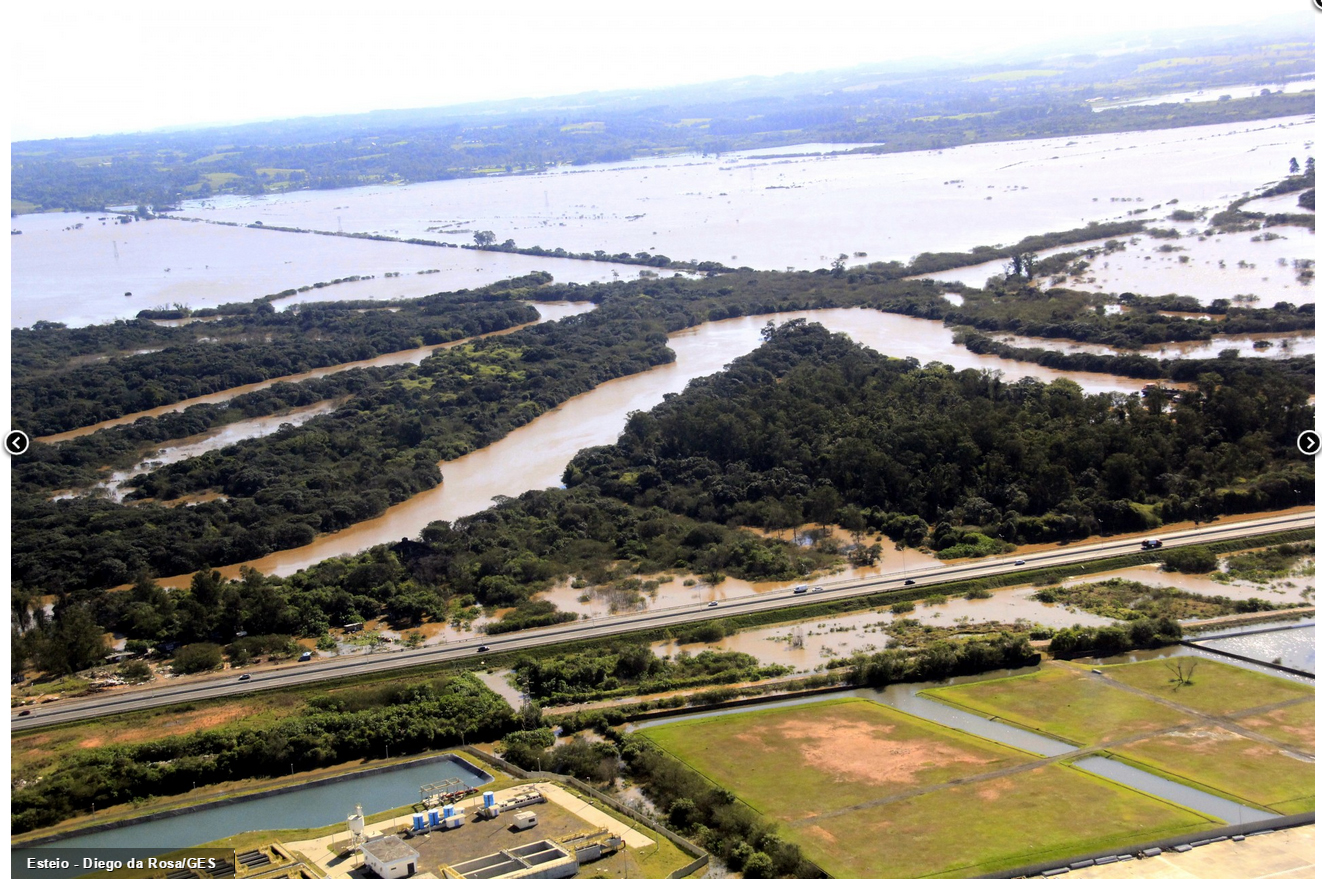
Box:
[649,554,1315,672]
[1091,79,1315,111]
[9,213,650,329]
[988,330,1316,361]
[923,224,1316,306]
[176,117,1313,275]
[152,309,1161,585]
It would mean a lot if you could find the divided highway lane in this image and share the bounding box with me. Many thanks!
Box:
[12,512,1313,731]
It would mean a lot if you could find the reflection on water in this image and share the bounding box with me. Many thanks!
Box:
[990,331,1316,361]
[21,755,493,853]
[1188,623,1316,675]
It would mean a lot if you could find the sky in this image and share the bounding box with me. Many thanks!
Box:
[8,0,1314,142]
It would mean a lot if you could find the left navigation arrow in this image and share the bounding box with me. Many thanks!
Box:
[5,430,30,456]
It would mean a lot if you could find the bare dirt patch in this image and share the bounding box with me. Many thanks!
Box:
[775,718,993,787]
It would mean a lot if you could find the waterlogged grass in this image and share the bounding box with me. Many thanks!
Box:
[923,663,1188,746]
[642,698,1035,820]
[1112,728,1315,814]
[791,764,1215,879]
[1097,657,1314,715]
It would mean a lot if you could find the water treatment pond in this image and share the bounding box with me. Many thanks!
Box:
[20,755,492,853]
[632,664,1306,825]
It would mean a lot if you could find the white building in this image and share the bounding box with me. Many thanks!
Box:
[362,836,421,879]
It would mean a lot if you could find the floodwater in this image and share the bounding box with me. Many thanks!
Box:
[54,399,345,502]
[18,754,493,855]
[176,117,1313,274]
[987,331,1316,361]
[154,309,1161,585]
[648,552,1316,671]
[1091,80,1315,112]
[9,213,654,329]
[922,224,1316,307]
[36,301,597,443]
[652,586,1111,672]
[1065,558,1316,605]
[1187,622,1316,675]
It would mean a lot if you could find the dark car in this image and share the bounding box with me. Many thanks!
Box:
[477,645,490,653]
[298,651,313,662]
[18,709,31,717]
[904,579,916,585]
[237,673,252,682]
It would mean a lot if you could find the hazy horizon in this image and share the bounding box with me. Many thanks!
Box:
[9,0,1312,142]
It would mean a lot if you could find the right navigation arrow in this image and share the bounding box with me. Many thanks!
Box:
[1298,430,1320,456]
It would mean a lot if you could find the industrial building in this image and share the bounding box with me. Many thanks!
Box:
[361,837,422,879]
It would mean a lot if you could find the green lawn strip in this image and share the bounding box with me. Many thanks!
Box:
[640,697,1038,821]
[921,663,1189,747]
[1105,729,1316,814]
[1272,795,1317,814]
[1236,699,1316,752]
[791,763,1218,879]
[1097,657,1314,715]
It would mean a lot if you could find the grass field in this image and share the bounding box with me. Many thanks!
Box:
[923,664,1189,745]
[642,699,1037,820]
[1097,658,1314,715]
[1238,700,1316,751]
[1111,726,1315,814]
[642,698,1219,879]
[798,765,1215,879]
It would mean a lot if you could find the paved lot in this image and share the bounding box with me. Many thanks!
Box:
[283,782,654,879]
[1070,825,1314,879]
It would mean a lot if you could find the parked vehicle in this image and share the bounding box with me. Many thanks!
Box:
[298,651,313,662]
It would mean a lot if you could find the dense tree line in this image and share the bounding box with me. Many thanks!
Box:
[569,320,1314,550]
[957,330,1316,387]
[845,633,1040,687]
[12,302,675,592]
[14,298,543,435]
[513,643,788,704]
[11,673,512,833]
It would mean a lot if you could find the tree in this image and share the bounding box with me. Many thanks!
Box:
[830,254,847,277]
[1165,657,1199,688]
[172,642,223,675]
[1289,157,1301,175]
[473,230,496,246]
[26,603,108,676]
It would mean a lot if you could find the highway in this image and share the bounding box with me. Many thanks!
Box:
[11,511,1313,731]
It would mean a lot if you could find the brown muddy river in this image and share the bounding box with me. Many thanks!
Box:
[154,308,1163,586]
